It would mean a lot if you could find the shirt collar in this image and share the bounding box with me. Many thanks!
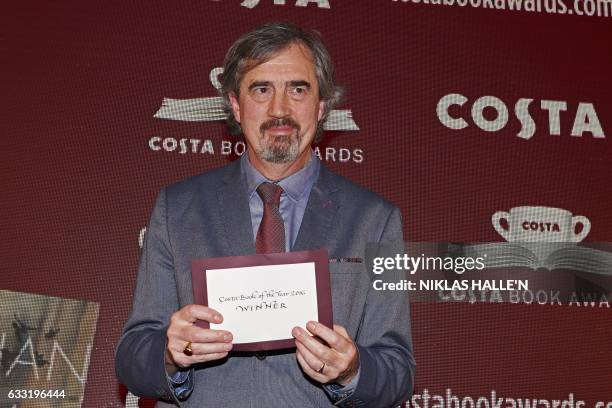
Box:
[241,150,320,202]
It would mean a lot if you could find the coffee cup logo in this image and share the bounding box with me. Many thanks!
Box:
[492,206,590,243]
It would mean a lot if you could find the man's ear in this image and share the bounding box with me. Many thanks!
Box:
[317,100,325,121]
[229,92,241,123]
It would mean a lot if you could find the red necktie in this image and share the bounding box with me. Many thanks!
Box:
[256,182,286,254]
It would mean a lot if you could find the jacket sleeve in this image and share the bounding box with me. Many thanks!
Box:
[336,206,416,408]
[115,188,184,403]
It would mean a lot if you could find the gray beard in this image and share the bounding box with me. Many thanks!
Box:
[258,133,302,164]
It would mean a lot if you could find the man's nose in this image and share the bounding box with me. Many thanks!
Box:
[267,89,291,118]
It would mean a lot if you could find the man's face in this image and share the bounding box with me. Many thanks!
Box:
[229,43,325,166]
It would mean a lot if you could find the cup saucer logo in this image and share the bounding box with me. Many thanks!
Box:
[153,67,359,132]
[492,206,590,259]
[492,206,591,242]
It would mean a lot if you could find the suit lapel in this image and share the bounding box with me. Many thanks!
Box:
[293,165,341,252]
[214,160,256,256]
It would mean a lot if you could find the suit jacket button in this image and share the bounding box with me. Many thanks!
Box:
[255,352,266,360]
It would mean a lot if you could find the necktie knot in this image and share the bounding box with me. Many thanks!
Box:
[256,182,283,205]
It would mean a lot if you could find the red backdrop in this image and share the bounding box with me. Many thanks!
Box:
[4,1,611,406]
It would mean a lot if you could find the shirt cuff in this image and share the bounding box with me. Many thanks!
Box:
[323,367,361,401]
[167,368,194,400]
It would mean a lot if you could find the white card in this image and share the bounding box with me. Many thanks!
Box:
[206,262,318,344]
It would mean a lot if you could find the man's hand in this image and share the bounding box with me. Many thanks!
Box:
[165,304,233,374]
[292,322,359,386]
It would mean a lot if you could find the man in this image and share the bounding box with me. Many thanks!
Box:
[116,23,415,407]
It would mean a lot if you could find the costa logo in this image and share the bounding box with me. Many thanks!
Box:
[437,93,605,139]
[239,0,330,8]
[521,221,561,233]
[149,66,363,163]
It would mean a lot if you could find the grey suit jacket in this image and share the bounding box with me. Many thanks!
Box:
[116,159,415,407]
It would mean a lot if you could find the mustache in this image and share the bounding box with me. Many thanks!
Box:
[260,118,301,133]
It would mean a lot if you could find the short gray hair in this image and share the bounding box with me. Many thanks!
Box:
[220,22,344,142]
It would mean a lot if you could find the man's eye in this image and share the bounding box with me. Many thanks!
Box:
[254,87,269,94]
[290,86,307,96]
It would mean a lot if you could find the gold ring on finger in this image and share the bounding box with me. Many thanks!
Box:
[183,341,193,356]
